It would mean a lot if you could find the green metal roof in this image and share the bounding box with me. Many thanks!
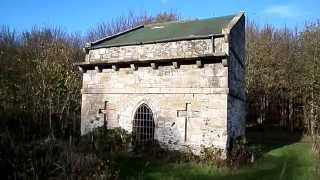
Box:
[90,14,236,49]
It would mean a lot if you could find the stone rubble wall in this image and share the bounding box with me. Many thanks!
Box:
[87,38,226,63]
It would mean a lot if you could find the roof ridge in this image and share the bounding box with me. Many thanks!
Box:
[145,19,195,27]
[145,13,238,27]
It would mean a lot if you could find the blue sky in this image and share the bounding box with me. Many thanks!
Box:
[1,0,319,34]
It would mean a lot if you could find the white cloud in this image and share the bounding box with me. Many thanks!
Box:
[263,4,299,17]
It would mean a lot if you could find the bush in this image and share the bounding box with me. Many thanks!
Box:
[80,128,132,158]
[227,136,253,168]
[0,128,133,179]
[200,146,224,161]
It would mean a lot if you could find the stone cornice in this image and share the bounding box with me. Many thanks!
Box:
[81,87,229,94]
[74,52,227,71]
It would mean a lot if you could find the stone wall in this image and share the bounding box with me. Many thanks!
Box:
[82,63,227,90]
[227,14,246,145]
[86,38,227,63]
[81,64,229,153]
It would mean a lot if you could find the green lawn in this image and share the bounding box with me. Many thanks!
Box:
[118,143,319,180]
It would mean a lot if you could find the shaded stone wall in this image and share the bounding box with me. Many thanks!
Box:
[227,14,246,145]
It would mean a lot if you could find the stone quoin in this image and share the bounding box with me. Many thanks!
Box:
[75,12,246,156]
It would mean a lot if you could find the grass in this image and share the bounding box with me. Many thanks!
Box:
[2,126,317,179]
[118,142,319,180]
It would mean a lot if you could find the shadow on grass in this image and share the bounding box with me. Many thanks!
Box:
[118,143,317,180]
[246,125,304,155]
[117,127,316,180]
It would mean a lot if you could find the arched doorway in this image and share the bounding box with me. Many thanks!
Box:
[132,103,155,144]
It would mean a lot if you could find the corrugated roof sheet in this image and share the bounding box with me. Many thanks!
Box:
[91,14,236,49]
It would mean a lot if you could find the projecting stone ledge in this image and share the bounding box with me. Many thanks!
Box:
[74,52,227,71]
[81,87,229,94]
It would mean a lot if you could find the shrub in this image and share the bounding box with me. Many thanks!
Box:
[80,127,132,158]
[0,129,125,179]
[200,146,224,161]
[227,136,253,168]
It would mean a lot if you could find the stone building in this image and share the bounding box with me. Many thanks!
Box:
[75,13,245,154]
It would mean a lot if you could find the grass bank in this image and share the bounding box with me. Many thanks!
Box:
[119,142,319,180]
